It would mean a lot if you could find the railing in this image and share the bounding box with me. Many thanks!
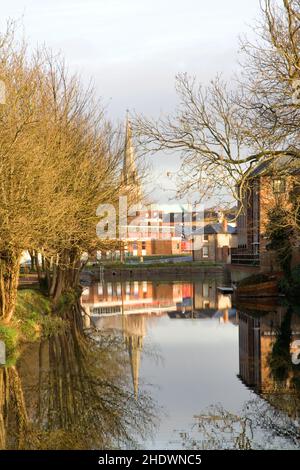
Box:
[231,250,260,266]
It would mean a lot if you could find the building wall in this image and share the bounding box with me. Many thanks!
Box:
[127,238,182,257]
[193,235,216,261]
[193,280,218,309]
[193,234,237,263]
[237,190,249,248]
[152,238,181,255]
[237,176,296,256]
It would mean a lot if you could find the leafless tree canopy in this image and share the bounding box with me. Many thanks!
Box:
[133,1,300,210]
[0,22,140,322]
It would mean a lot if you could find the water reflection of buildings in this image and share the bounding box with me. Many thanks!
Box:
[81,279,237,324]
[81,281,183,318]
[81,280,237,397]
[168,279,237,324]
[238,305,300,418]
[81,281,184,398]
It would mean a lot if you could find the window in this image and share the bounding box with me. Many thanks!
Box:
[203,234,209,242]
[272,178,286,195]
[134,282,139,296]
[107,283,112,296]
[97,283,103,296]
[203,246,209,258]
[203,283,209,297]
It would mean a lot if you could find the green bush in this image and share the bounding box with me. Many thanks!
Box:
[266,206,294,277]
[279,264,300,301]
[39,315,69,338]
[15,289,68,340]
[16,289,51,319]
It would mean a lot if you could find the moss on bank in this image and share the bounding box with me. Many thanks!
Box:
[0,289,69,366]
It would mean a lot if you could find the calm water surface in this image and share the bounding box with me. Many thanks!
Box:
[2,275,300,449]
[82,276,300,450]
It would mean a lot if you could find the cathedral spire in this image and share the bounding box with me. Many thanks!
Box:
[123,112,137,185]
[122,112,142,206]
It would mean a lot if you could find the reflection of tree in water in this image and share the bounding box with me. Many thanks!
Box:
[265,307,300,422]
[176,400,300,450]
[175,307,300,450]
[0,318,156,449]
[177,404,253,450]
[0,366,28,449]
[269,307,300,390]
[269,307,293,383]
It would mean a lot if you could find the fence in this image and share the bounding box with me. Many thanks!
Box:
[231,250,260,266]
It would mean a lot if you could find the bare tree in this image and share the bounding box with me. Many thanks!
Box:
[133,1,300,213]
[0,24,49,322]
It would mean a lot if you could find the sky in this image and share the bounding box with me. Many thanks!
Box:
[0,0,262,205]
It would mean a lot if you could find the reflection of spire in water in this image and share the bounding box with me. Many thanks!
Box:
[123,315,146,399]
[125,335,143,400]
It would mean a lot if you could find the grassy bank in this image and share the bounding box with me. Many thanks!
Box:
[0,289,68,366]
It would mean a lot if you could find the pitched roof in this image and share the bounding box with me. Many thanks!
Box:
[250,155,300,178]
[191,223,237,236]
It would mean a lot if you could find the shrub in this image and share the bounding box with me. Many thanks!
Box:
[279,264,300,301]
[15,289,68,341]
[39,316,69,338]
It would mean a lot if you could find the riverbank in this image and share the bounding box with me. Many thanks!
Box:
[233,264,300,303]
[0,289,68,365]
[87,261,224,280]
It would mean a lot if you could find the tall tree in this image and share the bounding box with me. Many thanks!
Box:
[133,1,300,212]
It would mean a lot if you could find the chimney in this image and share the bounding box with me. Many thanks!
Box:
[218,211,228,233]
[222,216,228,233]
[218,211,228,232]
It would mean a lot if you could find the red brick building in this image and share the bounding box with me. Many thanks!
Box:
[234,158,300,270]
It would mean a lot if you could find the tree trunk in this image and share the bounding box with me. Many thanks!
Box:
[0,249,21,323]
[44,257,51,293]
[41,254,45,272]
[51,249,83,305]
[52,265,65,304]
[28,250,35,271]
[34,251,42,284]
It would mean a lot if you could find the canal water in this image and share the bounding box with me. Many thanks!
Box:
[81,276,300,450]
[1,275,300,449]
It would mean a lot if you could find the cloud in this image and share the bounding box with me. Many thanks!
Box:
[0,0,261,203]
